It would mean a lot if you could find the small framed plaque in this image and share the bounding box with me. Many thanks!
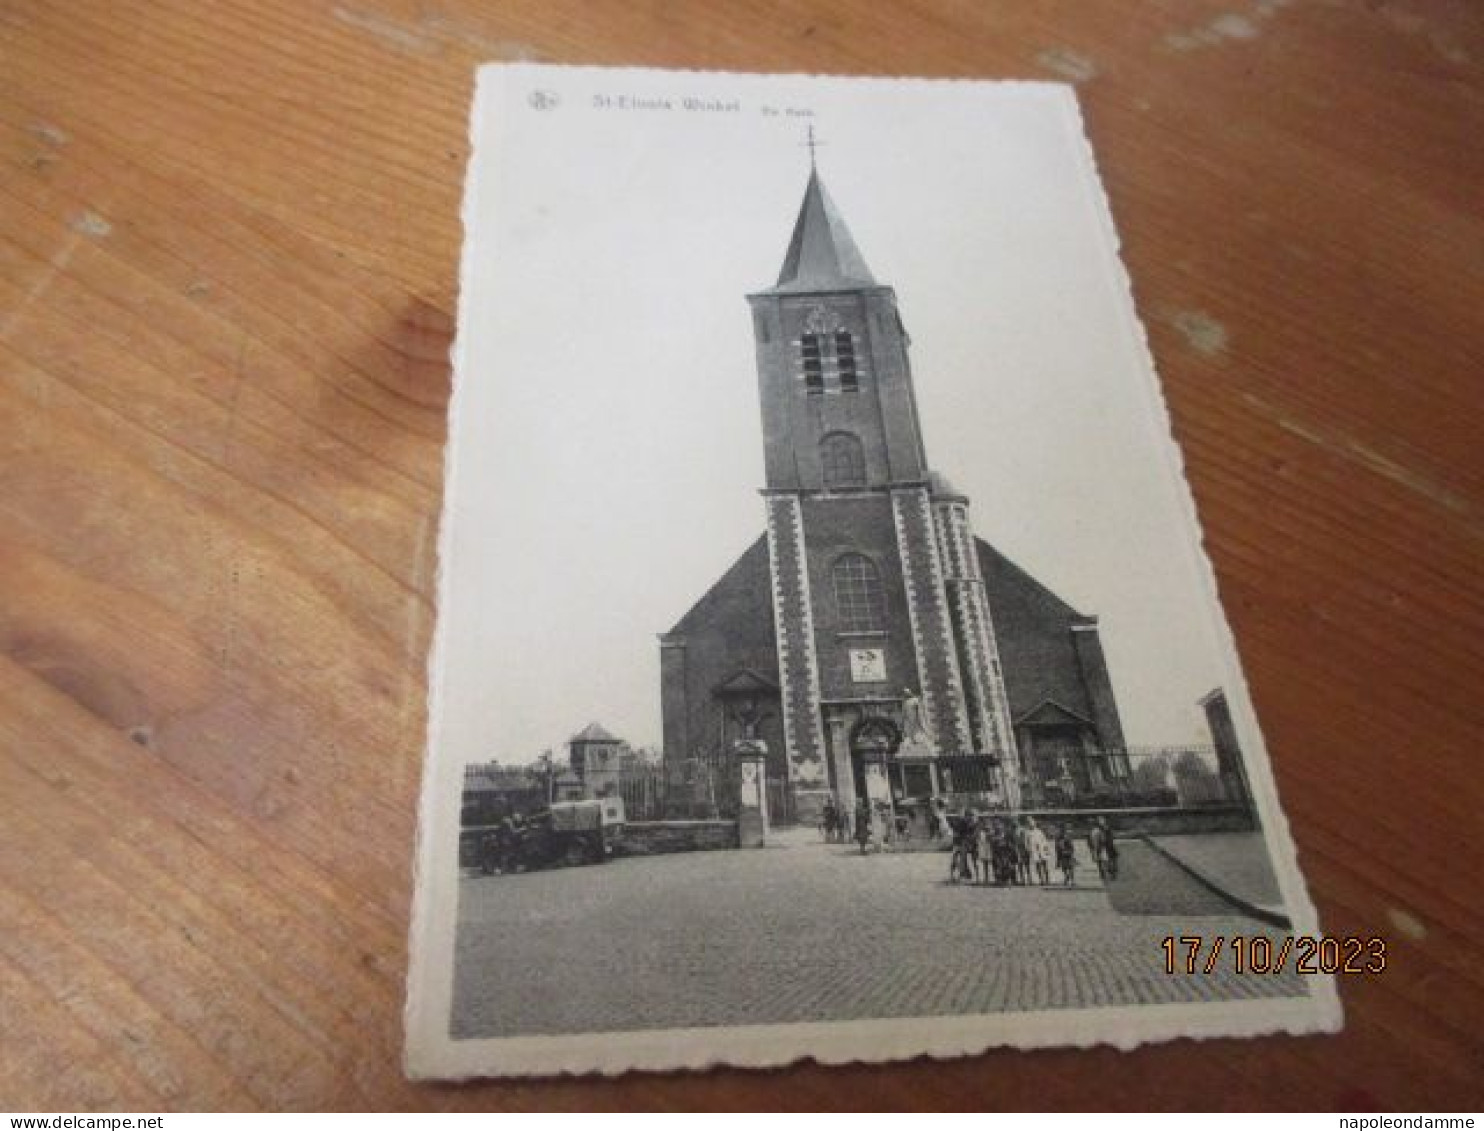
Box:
[849,647,887,683]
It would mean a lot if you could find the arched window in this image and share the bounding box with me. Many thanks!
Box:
[820,431,866,488]
[832,553,886,633]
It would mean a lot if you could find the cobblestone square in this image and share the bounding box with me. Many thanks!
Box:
[451,829,1307,1039]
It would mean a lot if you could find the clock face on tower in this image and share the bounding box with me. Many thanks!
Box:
[849,647,887,684]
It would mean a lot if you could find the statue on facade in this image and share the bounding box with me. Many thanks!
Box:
[730,696,769,741]
[897,687,935,760]
[901,688,928,741]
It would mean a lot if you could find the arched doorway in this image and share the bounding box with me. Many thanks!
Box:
[848,716,901,804]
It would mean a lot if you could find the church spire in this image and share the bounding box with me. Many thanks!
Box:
[769,165,877,293]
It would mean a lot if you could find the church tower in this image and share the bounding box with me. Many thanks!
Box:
[746,164,1019,819]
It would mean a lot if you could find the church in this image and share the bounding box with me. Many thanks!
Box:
[659,160,1127,824]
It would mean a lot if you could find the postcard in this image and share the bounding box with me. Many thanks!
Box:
[405,65,1342,1079]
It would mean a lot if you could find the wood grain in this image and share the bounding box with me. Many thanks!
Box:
[2,0,1481,1111]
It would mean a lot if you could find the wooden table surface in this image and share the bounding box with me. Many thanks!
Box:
[3,0,1482,1111]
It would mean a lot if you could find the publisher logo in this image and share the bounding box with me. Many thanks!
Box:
[528,89,560,111]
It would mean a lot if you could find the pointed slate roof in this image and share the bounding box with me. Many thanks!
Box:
[1014,698,1096,729]
[767,168,877,293]
[712,668,780,697]
[569,721,620,744]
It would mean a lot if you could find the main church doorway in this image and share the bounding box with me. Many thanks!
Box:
[847,716,901,805]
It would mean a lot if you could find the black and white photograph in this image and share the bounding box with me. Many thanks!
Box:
[406,65,1342,1078]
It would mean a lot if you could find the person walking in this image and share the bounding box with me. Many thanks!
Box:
[961,807,980,881]
[948,808,972,882]
[984,817,1006,884]
[1086,822,1105,880]
[945,809,962,881]
[1026,818,1052,886]
[927,798,944,841]
[1014,819,1033,886]
[1054,824,1076,886]
[1092,815,1119,880]
[854,798,873,855]
[974,815,993,885]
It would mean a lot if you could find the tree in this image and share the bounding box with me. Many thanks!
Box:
[1171,748,1222,804]
[1129,751,1173,794]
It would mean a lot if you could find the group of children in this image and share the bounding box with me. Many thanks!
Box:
[944,812,1070,886]
[818,795,1121,889]
[941,808,1120,888]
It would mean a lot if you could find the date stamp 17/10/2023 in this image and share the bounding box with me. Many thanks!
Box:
[1163,935,1388,976]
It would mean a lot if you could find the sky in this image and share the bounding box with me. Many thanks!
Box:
[431,68,1241,767]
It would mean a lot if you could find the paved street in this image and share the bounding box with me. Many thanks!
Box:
[451,828,1308,1039]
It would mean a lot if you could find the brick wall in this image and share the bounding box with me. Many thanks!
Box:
[617,820,740,856]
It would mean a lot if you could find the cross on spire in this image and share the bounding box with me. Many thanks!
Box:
[803,124,824,170]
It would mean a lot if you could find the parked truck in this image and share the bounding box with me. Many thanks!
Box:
[472,796,626,874]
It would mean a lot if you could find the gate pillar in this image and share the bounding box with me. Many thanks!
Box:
[735,739,769,848]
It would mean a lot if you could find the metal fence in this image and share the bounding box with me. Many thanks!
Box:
[931,755,1004,799]
[766,775,797,826]
[616,750,743,821]
[615,763,668,821]
[919,744,1248,812]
